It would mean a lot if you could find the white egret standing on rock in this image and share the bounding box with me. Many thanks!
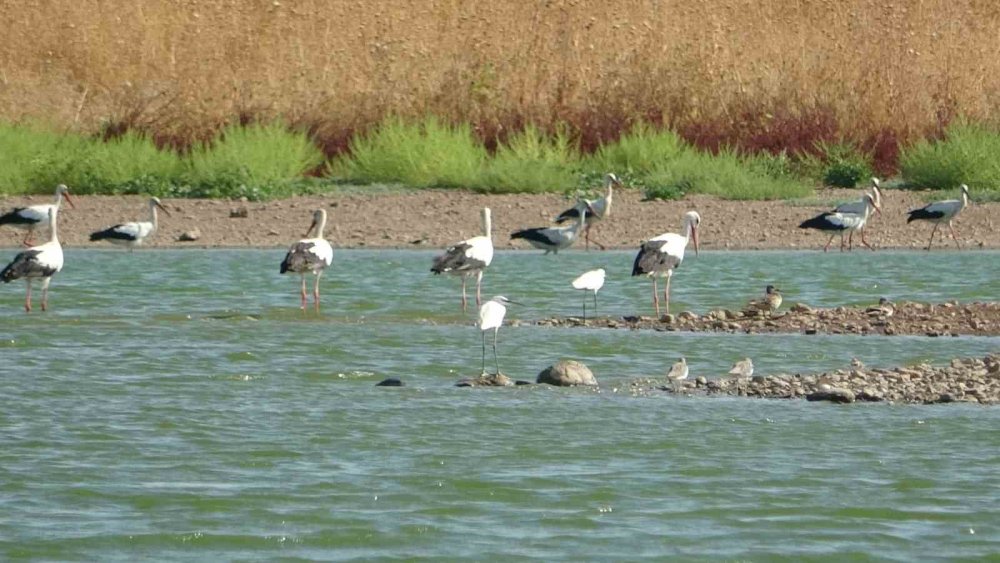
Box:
[1,207,63,312]
[906,184,970,250]
[431,207,494,312]
[511,207,587,254]
[0,184,74,246]
[631,211,701,316]
[571,268,605,321]
[280,209,334,311]
[478,295,517,376]
[666,357,689,393]
[554,172,622,250]
[89,197,171,250]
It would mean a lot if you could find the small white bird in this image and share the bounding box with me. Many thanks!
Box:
[431,207,494,312]
[89,197,171,250]
[511,207,587,254]
[1,207,64,312]
[571,268,605,321]
[666,357,689,393]
[799,194,880,252]
[0,184,74,246]
[478,295,517,376]
[280,209,334,310]
[631,211,701,316]
[728,357,754,395]
[554,172,622,250]
[906,184,970,250]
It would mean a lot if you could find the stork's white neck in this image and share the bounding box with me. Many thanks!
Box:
[149,201,160,230]
[314,212,327,239]
[482,208,492,239]
[48,208,59,243]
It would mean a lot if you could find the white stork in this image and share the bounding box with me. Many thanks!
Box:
[511,207,586,254]
[478,295,517,375]
[431,207,494,312]
[631,210,701,316]
[906,184,970,250]
[1,207,63,312]
[0,184,74,246]
[554,172,622,250]
[571,267,606,321]
[280,209,334,311]
[799,193,879,252]
[834,177,883,249]
[89,197,171,250]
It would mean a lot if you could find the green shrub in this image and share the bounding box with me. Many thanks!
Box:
[900,121,1000,191]
[474,125,578,193]
[642,148,811,201]
[808,141,873,187]
[583,122,686,175]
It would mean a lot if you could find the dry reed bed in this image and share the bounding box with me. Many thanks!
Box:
[2,1,999,165]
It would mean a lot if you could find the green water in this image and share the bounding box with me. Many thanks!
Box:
[1,249,998,560]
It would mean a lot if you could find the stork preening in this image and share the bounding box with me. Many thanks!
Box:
[431,207,494,312]
[833,177,883,249]
[798,193,880,252]
[89,197,170,250]
[571,268,605,321]
[511,207,586,254]
[554,172,622,250]
[631,210,701,316]
[1,207,63,312]
[0,184,74,246]
[280,209,334,311]
[666,357,689,393]
[906,184,970,250]
[478,295,517,376]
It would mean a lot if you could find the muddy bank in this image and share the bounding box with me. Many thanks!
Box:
[625,353,1000,405]
[534,301,1000,337]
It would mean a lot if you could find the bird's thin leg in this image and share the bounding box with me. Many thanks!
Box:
[926,224,939,251]
[839,233,847,252]
[22,230,33,247]
[582,292,587,322]
[664,274,672,315]
[861,227,875,251]
[652,278,660,316]
[475,271,483,308]
[24,279,32,313]
[584,224,591,250]
[461,277,468,312]
[948,221,961,249]
[481,331,487,376]
[313,271,322,312]
[492,328,500,375]
[823,235,834,252]
[299,276,307,310]
[848,230,854,251]
[40,278,51,312]
[593,291,598,318]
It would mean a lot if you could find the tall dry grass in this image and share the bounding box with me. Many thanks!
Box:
[2,0,999,170]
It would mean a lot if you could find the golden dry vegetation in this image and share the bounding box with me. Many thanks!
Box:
[2,0,999,166]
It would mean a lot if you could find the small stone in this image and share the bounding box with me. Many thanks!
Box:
[177,228,201,242]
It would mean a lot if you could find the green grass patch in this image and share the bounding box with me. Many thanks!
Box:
[900,121,1000,192]
[474,125,579,193]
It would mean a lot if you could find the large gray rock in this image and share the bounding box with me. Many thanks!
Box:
[806,387,856,404]
[537,360,598,387]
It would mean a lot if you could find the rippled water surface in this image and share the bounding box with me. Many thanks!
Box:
[1,249,998,560]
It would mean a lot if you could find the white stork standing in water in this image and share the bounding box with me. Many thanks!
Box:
[0,184,74,246]
[89,197,171,250]
[571,267,606,321]
[834,177,883,249]
[511,207,587,254]
[631,211,701,316]
[554,172,622,250]
[280,209,334,311]
[431,207,494,312]
[906,184,970,250]
[1,207,63,312]
[799,193,880,252]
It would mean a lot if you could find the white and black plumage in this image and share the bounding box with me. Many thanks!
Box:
[478,295,517,375]
[906,184,970,250]
[571,267,605,321]
[799,193,879,252]
[833,178,883,249]
[554,172,622,250]
[280,209,334,311]
[511,207,587,254]
[1,207,63,312]
[89,197,170,250]
[631,210,701,316]
[431,207,494,312]
[727,357,754,395]
[0,184,74,246]
[666,357,689,393]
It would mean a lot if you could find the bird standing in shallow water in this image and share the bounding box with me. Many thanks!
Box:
[0,184,74,246]
[666,357,689,393]
[280,209,334,311]
[906,184,970,250]
[728,358,754,395]
[631,211,701,316]
[554,172,622,250]
[571,268,605,321]
[431,207,494,312]
[89,197,170,250]
[1,207,63,312]
[478,295,517,376]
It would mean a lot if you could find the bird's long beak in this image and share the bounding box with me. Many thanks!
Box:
[506,300,522,306]
[874,202,882,216]
[156,201,172,217]
[63,191,76,209]
[304,220,317,238]
[692,226,700,256]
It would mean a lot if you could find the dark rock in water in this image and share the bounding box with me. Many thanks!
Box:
[806,388,856,403]
[456,373,514,387]
[375,378,404,387]
[537,360,598,387]
[514,380,534,386]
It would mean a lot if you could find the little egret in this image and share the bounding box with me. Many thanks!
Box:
[478,295,517,375]
[571,268,605,321]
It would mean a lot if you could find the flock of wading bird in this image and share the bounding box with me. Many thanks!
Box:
[0,175,975,380]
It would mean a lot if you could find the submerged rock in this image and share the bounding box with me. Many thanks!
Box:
[456,373,514,387]
[806,388,856,403]
[537,360,598,387]
[375,377,404,387]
